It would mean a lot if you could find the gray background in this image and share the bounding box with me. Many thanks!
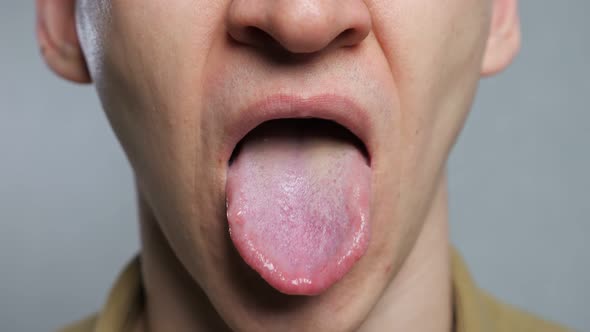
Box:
[1,1,588,331]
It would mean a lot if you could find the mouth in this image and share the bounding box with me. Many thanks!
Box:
[225,95,373,296]
[228,119,369,166]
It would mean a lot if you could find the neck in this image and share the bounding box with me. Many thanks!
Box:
[136,175,452,332]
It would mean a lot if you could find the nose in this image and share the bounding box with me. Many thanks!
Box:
[227,0,372,54]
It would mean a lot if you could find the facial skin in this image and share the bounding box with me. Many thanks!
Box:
[37,0,520,331]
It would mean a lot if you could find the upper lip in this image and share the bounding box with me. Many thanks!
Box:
[222,94,374,165]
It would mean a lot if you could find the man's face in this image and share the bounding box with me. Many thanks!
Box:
[39,0,519,330]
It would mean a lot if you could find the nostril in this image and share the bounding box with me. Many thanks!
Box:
[244,27,266,41]
[338,28,356,46]
[340,28,355,39]
[336,25,370,49]
[231,26,280,50]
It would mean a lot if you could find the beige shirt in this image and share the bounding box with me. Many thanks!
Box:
[59,249,570,332]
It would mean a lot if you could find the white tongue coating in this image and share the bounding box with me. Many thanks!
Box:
[226,122,370,285]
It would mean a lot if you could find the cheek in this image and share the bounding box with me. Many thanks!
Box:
[93,0,227,186]
[370,0,490,125]
[85,0,232,276]
[369,0,491,229]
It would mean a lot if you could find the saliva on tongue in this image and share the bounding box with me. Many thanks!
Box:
[226,119,371,296]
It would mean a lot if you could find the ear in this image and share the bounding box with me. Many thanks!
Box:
[36,0,91,83]
[481,0,521,77]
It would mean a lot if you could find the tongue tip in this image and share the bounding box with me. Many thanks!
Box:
[229,223,370,296]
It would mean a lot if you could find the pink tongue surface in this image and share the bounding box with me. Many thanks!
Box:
[226,120,371,295]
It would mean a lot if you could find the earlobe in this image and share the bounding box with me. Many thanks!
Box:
[36,0,91,83]
[481,0,521,77]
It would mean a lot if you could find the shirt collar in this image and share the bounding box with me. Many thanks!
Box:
[94,256,143,332]
[94,249,485,332]
[451,247,489,332]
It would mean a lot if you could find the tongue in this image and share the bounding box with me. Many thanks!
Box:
[226,120,371,295]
